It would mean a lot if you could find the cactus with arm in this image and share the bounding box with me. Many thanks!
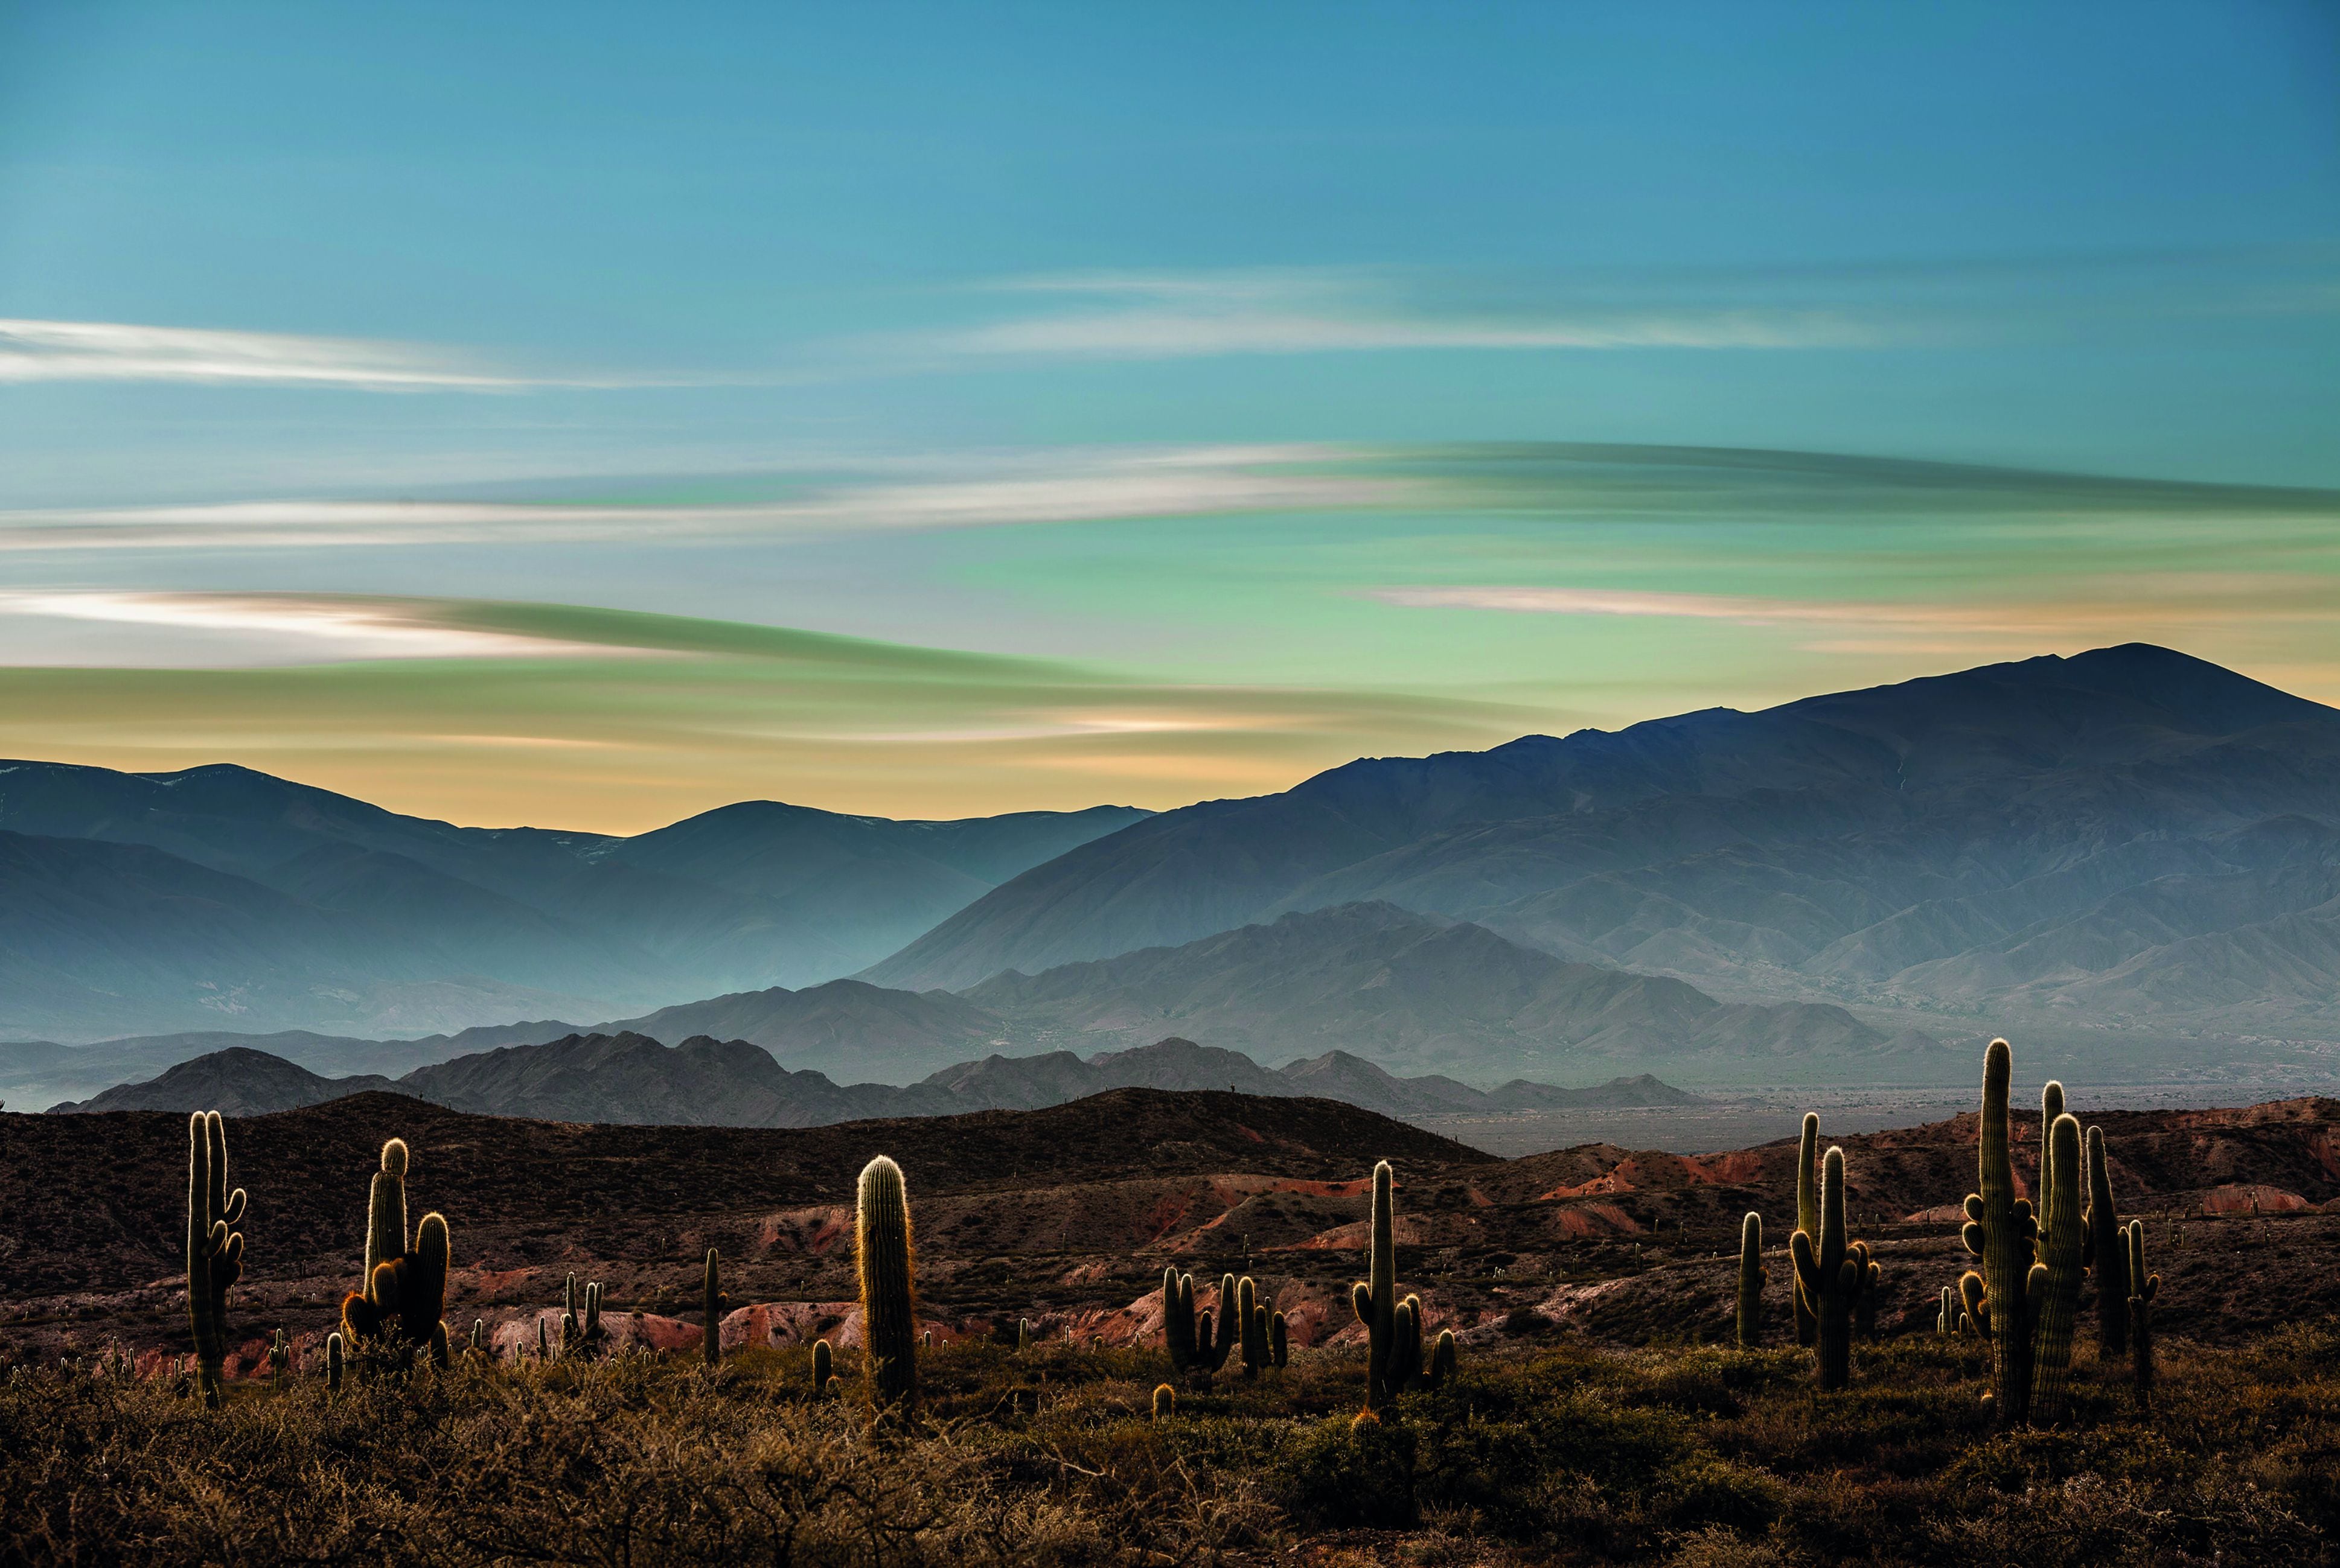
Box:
[365,1139,409,1310]
[1792,1115,1820,1348]
[2083,1124,2127,1356]
[1790,1145,1876,1390]
[856,1154,919,1410]
[1237,1276,1271,1377]
[2126,1219,2158,1413]
[2030,1109,2087,1423]
[1162,1267,1200,1373]
[185,1110,246,1408]
[1736,1211,1767,1349]
[1959,1038,2039,1425]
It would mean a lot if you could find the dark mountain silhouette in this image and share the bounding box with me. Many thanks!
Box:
[0,758,1144,1039]
[599,979,1008,1080]
[965,901,1907,1074]
[51,1034,1696,1127]
[865,646,2340,1038]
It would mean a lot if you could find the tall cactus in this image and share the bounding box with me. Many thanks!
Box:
[1959,1038,2040,1425]
[1937,1283,1963,1335]
[1791,1145,1876,1390]
[1270,1310,1289,1368]
[811,1337,834,1397]
[185,1110,246,1408]
[1205,1275,1238,1372]
[1792,1115,1820,1348]
[1162,1267,1199,1373]
[2083,1125,2127,1356]
[365,1139,409,1310]
[2031,1109,2086,1423]
[1351,1162,1455,1403]
[2126,1219,2158,1413]
[327,1331,344,1394]
[1238,1276,1270,1377]
[1736,1211,1767,1350]
[703,1248,729,1367]
[856,1154,919,1409]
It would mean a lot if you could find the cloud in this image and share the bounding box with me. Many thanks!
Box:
[913,272,1880,363]
[0,445,1408,552]
[0,319,534,389]
[0,591,628,666]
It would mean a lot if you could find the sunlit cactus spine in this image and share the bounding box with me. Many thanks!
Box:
[855,1154,919,1410]
[1791,1144,1875,1391]
[184,1109,246,1408]
[703,1248,729,1367]
[2030,1107,2087,1423]
[1792,1114,1820,1348]
[2126,1219,2159,1413]
[1736,1211,1767,1349]
[269,1328,290,1391]
[327,1331,344,1394]
[1270,1309,1288,1368]
[366,1139,409,1310]
[2083,1124,2127,1355]
[1152,1382,1175,1421]
[1959,1038,2040,1426]
[811,1337,834,1397]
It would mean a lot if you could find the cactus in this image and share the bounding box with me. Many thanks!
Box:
[2125,1219,2158,1413]
[537,1316,549,1361]
[1959,1038,2041,1426]
[269,1328,290,1391]
[2083,1124,2127,1356]
[1237,1276,1271,1377]
[366,1139,409,1309]
[584,1281,602,1347]
[1270,1310,1289,1368]
[185,1110,246,1407]
[327,1331,344,1394]
[702,1249,729,1367]
[1937,1283,1962,1335]
[922,1328,933,1350]
[1353,1161,1404,1407]
[855,1155,919,1409]
[811,1337,834,1397]
[1736,1211,1767,1350]
[1790,1146,1876,1391]
[468,1318,484,1359]
[1152,1382,1175,1421]
[1792,1114,1820,1348]
[2030,1109,2087,1423]
[1162,1267,1198,1372]
[1204,1275,1238,1372]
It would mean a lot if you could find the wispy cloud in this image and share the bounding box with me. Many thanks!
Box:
[0,591,628,666]
[0,446,1408,552]
[912,271,1881,363]
[0,319,536,389]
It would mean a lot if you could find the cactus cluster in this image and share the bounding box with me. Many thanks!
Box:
[558,1274,606,1357]
[1789,1144,1878,1391]
[184,1111,246,1407]
[856,1154,919,1410]
[1736,1212,1767,1350]
[2030,1097,2088,1423]
[1162,1267,1241,1375]
[702,1249,729,1367]
[1352,1161,1456,1407]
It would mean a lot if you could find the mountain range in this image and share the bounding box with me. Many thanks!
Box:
[866,646,2340,1040]
[50,1032,1696,1127]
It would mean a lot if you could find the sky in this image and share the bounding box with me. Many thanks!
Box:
[0,2,2335,831]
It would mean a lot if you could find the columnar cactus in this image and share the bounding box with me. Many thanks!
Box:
[366,1139,409,1310]
[1238,1276,1271,1377]
[1790,1145,1876,1390]
[1270,1310,1289,1368]
[1017,1317,1031,1352]
[1162,1267,1200,1373]
[1959,1038,2040,1426]
[811,1337,834,1397]
[1351,1164,1456,1406]
[703,1248,729,1368]
[269,1328,290,1391]
[537,1317,549,1361]
[1937,1283,1961,1335]
[562,1272,578,1351]
[1793,1114,1820,1348]
[185,1110,246,1408]
[2083,1125,2127,1356]
[1203,1275,1238,1372]
[583,1281,602,1347]
[2125,1219,2158,1413]
[1152,1382,1175,1421]
[468,1319,484,1359]
[856,1154,919,1409]
[2030,1108,2087,1423]
[327,1331,344,1394]
[1736,1211,1767,1350]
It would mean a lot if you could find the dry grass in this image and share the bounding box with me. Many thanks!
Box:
[2,1325,2335,1566]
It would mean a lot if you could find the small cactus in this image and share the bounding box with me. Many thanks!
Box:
[269,1328,290,1391]
[2126,1219,2159,1413]
[702,1249,729,1368]
[811,1337,834,1397]
[1789,1145,1876,1391]
[1270,1310,1289,1368]
[1152,1382,1175,1421]
[1959,1039,2040,1426]
[1937,1283,1962,1335]
[327,1331,344,1394]
[468,1318,484,1359]
[856,1155,919,1410]
[537,1316,549,1361]
[2083,1124,2128,1356]
[184,1111,246,1408]
[2031,1107,2088,1423]
[1018,1317,1031,1353]
[1162,1267,1198,1372]
[922,1328,933,1350]
[1736,1211,1767,1349]
[1792,1114,1820,1348]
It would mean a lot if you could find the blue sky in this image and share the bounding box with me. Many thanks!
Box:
[0,4,2335,826]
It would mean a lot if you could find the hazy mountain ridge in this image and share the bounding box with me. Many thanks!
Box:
[53,1033,1696,1127]
[865,647,2340,1037]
